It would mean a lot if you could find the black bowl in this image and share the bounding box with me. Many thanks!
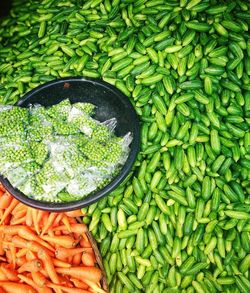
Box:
[0,77,140,212]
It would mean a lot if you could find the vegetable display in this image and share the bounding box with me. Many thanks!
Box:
[0,101,131,202]
[0,0,250,293]
[0,184,105,293]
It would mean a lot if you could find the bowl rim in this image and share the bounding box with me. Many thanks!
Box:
[0,77,140,212]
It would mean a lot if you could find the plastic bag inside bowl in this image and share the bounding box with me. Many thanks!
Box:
[0,100,133,203]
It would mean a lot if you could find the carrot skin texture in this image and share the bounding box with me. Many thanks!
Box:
[38,249,60,284]
[0,281,36,293]
[55,267,102,283]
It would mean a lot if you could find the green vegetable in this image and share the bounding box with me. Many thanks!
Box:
[0,101,131,202]
[1,0,250,291]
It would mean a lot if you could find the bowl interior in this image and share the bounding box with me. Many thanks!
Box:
[0,77,140,211]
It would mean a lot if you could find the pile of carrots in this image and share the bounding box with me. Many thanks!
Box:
[0,184,105,293]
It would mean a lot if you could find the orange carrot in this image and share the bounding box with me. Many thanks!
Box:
[47,283,91,293]
[16,256,26,267]
[65,210,83,218]
[41,235,76,249]
[52,258,71,268]
[17,226,55,252]
[11,202,26,214]
[0,233,4,256]
[54,224,87,235]
[55,267,102,283]
[18,274,43,292]
[35,210,43,228]
[31,271,47,288]
[41,213,58,236]
[0,264,18,281]
[0,281,36,293]
[55,248,87,260]
[37,249,60,284]
[16,248,29,258]
[82,252,95,267]
[12,236,53,256]
[9,246,16,269]
[62,216,72,232]
[70,278,88,290]
[10,215,26,225]
[31,209,40,235]
[58,275,73,287]
[40,268,49,278]
[0,198,19,224]
[26,251,37,262]
[0,225,25,235]
[54,213,64,227]
[25,208,33,226]
[72,253,82,266]
[55,230,62,236]
[83,279,106,293]
[17,259,42,273]
[80,237,92,248]
[0,268,8,281]
[4,251,12,265]
[12,208,27,220]
[0,194,12,210]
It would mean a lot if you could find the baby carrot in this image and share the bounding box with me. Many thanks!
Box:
[0,233,4,256]
[0,264,19,281]
[17,227,55,252]
[72,253,82,266]
[0,225,24,235]
[11,202,26,214]
[48,283,91,293]
[62,216,72,232]
[52,258,71,268]
[53,213,64,227]
[26,251,37,262]
[12,236,53,257]
[0,193,12,210]
[82,252,95,267]
[70,278,88,290]
[31,208,40,235]
[41,235,77,249]
[55,248,87,260]
[25,208,33,227]
[37,249,60,284]
[16,256,26,267]
[83,279,106,293]
[55,267,102,283]
[41,213,58,236]
[18,259,42,273]
[31,271,47,288]
[0,268,8,281]
[36,210,46,232]
[10,215,26,225]
[9,245,16,269]
[0,198,19,224]
[65,210,83,217]
[0,281,36,293]
[18,274,43,291]
[16,248,29,258]
[54,224,87,235]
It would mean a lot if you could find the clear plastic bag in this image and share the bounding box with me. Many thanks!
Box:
[0,100,133,202]
[6,162,40,188]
